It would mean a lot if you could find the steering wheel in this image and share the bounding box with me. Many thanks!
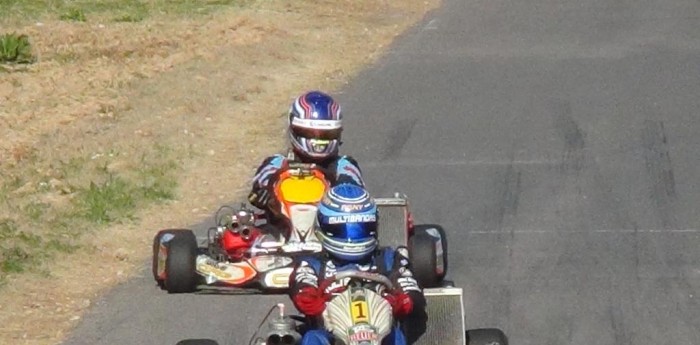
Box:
[318,270,397,297]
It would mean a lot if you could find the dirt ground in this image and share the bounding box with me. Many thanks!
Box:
[0,0,440,344]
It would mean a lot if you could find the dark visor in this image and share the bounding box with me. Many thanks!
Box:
[291,125,342,140]
[323,222,377,239]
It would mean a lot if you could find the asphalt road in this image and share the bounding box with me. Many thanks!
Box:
[62,0,700,344]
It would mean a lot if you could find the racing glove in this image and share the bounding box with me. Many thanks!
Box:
[292,286,327,317]
[384,291,414,318]
[248,187,271,209]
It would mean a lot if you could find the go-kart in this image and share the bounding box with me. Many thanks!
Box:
[247,270,507,345]
[152,162,330,294]
[152,162,450,294]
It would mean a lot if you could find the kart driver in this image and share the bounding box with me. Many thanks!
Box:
[288,183,426,345]
[247,90,365,218]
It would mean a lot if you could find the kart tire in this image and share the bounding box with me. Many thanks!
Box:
[466,328,508,345]
[408,229,439,288]
[413,224,448,281]
[152,229,191,289]
[175,340,219,345]
[164,229,199,293]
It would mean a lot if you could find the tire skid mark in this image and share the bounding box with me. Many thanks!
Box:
[641,119,677,228]
[608,305,633,345]
[381,117,417,160]
[496,161,522,231]
[551,100,586,174]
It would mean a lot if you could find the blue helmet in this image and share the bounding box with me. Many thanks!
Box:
[316,183,378,262]
[288,91,342,161]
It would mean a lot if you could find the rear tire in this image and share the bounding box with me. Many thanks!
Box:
[152,229,192,289]
[408,229,439,288]
[164,230,199,293]
[466,328,508,345]
[414,224,448,281]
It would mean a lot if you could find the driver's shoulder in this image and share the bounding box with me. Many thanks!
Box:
[256,153,288,168]
[335,155,361,169]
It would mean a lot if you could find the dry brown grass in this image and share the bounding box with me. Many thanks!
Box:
[0,0,441,344]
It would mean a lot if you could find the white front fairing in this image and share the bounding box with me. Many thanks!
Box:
[283,204,323,252]
[287,204,318,240]
[322,287,393,345]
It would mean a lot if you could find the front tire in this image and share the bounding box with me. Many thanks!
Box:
[164,230,199,293]
[466,328,508,345]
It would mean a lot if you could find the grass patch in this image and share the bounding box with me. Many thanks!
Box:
[77,176,135,224]
[0,33,34,64]
[1,0,250,23]
[0,148,179,282]
[59,8,87,22]
[0,219,39,275]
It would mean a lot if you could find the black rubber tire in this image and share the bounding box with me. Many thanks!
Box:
[175,340,219,345]
[413,224,448,281]
[466,328,508,345]
[408,230,439,288]
[164,229,199,293]
[152,229,195,289]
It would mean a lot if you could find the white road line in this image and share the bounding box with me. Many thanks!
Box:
[362,159,559,168]
[466,229,700,234]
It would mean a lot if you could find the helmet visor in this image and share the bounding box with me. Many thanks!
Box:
[322,221,377,240]
[291,125,342,140]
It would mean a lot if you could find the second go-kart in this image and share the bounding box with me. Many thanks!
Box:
[152,163,450,294]
[152,163,330,294]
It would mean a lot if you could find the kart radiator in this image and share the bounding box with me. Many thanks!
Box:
[375,196,408,249]
[411,287,466,345]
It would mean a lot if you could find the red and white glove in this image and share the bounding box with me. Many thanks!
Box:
[384,291,414,317]
[292,286,327,317]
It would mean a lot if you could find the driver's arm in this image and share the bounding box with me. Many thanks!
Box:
[390,248,422,294]
[387,248,425,318]
[289,257,326,317]
[248,154,288,208]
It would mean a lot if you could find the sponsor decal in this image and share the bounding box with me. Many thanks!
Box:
[292,118,341,129]
[341,203,367,212]
[264,267,294,288]
[349,325,377,343]
[197,261,255,284]
[327,214,376,224]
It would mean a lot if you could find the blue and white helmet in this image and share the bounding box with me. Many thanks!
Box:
[288,91,342,161]
[317,183,378,262]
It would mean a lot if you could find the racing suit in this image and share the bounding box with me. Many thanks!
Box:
[247,152,364,230]
[248,152,365,209]
[289,247,426,345]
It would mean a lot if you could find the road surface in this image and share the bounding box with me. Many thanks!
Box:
[63,0,700,344]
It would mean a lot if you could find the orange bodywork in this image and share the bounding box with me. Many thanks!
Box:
[269,168,329,234]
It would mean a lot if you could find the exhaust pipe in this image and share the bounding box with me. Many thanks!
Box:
[266,334,295,345]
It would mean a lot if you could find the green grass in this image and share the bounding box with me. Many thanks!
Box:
[0,148,179,283]
[0,32,34,64]
[0,0,251,23]
[59,8,87,22]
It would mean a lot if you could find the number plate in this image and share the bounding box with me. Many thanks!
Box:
[351,300,369,324]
